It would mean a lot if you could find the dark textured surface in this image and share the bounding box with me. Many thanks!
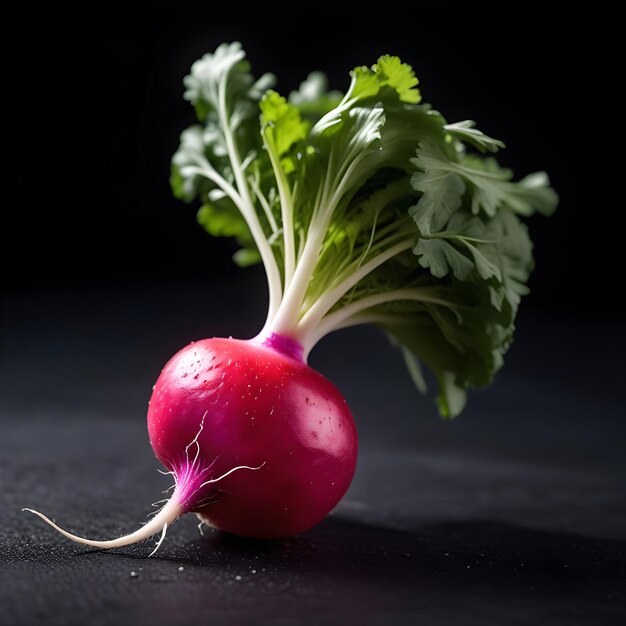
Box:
[1,280,625,626]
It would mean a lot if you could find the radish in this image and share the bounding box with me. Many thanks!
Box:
[26,335,356,549]
[24,43,556,553]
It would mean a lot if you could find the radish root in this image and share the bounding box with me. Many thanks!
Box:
[23,417,265,554]
[22,496,182,553]
[147,522,168,557]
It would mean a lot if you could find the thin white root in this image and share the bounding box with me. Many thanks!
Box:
[147,499,170,518]
[197,462,266,490]
[185,411,207,469]
[24,416,266,555]
[22,497,182,552]
[147,523,168,558]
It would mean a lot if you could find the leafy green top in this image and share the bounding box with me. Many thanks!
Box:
[171,42,557,418]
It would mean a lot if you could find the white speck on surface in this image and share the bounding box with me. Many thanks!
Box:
[178,566,184,572]
[130,571,139,578]
[251,569,257,574]
[235,575,242,581]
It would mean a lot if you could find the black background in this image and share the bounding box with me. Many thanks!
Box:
[2,5,626,626]
[4,4,624,315]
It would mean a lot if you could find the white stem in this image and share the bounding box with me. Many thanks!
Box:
[188,156,284,325]
[22,496,182,552]
[302,288,449,353]
[184,162,243,207]
[296,239,414,340]
[331,311,399,331]
[267,208,332,336]
[302,311,397,357]
[249,176,278,233]
[264,136,296,288]
[265,235,318,336]
[297,228,306,264]
[217,75,283,321]
[325,152,369,218]
[266,145,358,337]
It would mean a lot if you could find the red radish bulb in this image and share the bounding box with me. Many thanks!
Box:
[149,336,357,538]
[24,335,357,550]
